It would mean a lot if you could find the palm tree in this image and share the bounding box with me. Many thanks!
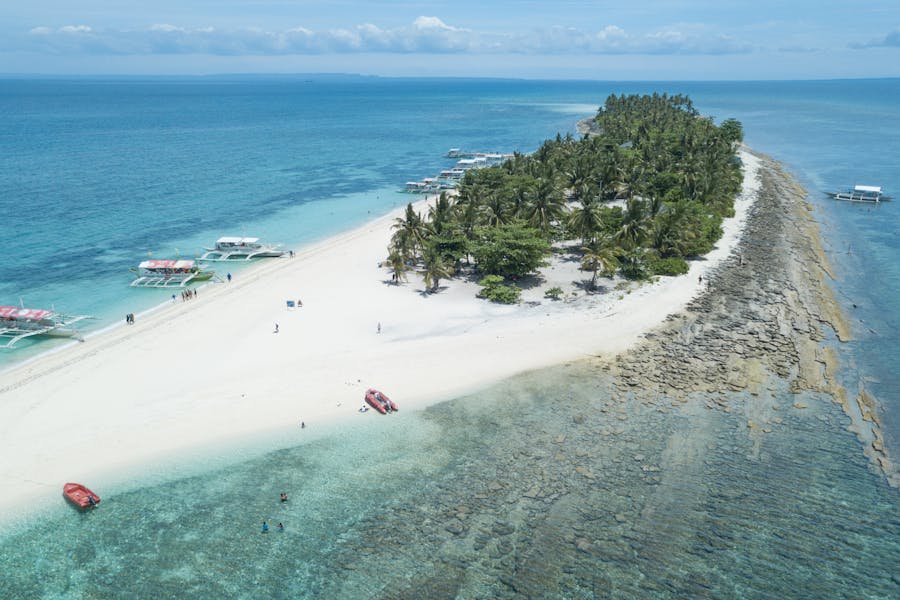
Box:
[428,192,454,235]
[527,177,566,235]
[391,203,429,260]
[621,156,647,201]
[483,193,509,228]
[385,249,410,284]
[581,240,619,290]
[615,199,650,250]
[619,247,649,280]
[455,198,480,243]
[504,175,535,220]
[564,157,594,198]
[420,246,454,293]
[567,195,604,245]
[598,145,625,200]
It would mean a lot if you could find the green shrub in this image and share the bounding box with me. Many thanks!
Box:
[544,286,564,300]
[471,222,550,278]
[649,256,690,276]
[481,285,521,304]
[478,275,522,304]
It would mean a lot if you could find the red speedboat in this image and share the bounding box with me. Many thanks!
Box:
[365,389,397,414]
[63,483,101,509]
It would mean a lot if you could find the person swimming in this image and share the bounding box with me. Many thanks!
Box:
[261,521,269,533]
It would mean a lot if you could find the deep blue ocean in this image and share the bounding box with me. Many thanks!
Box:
[1,77,898,597]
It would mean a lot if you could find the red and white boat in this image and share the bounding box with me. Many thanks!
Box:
[0,305,92,349]
[130,259,216,288]
[63,482,101,509]
[365,389,398,414]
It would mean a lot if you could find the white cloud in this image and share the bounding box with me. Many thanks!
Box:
[412,16,462,32]
[59,25,93,34]
[14,18,752,56]
[149,24,185,33]
[851,28,900,49]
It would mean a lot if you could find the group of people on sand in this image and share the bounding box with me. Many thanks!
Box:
[261,492,291,533]
[180,289,197,302]
[124,313,135,325]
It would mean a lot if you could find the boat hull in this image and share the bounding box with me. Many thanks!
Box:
[200,237,285,261]
[365,389,397,414]
[0,306,91,348]
[63,482,101,509]
[826,188,890,203]
[200,249,285,261]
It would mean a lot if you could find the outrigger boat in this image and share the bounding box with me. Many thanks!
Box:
[199,237,285,261]
[0,305,92,349]
[827,185,890,203]
[365,389,398,414]
[130,259,215,288]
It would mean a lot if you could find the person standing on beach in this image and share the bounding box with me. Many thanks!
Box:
[377,322,381,334]
[227,273,232,282]
[275,323,279,333]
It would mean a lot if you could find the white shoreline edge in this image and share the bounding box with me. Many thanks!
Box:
[0,149,761,527]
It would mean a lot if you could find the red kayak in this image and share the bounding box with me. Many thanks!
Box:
[63,482,101,509]
[365,389,397,414]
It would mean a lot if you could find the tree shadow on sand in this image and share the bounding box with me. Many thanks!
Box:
[573,278,613,294]
[418,285,448,297]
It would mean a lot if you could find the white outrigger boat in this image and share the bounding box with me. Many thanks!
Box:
[827,185,890,203]
[199,237,285,261]
[130,259,215,288]
[0,305,92,348]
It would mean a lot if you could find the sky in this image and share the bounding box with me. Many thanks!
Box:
[1,1,898,79]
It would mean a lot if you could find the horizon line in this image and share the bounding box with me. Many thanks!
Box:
[1,72,898,83]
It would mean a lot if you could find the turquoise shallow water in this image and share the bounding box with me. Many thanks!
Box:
[1,77,899,597]
[1,367,898,597]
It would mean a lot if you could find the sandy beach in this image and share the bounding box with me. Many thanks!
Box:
[0,150,762,521]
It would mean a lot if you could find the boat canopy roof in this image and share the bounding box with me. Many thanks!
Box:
[139,259,196,269]
[0,306,53,320]
[854,185,882,193]
[217,237,260,244]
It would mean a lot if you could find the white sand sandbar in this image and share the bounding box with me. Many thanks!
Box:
[0,150,761,520]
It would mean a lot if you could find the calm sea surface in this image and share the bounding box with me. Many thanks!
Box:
[1,77,898,597]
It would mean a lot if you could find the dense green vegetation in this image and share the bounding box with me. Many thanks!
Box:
[388,93,743,299]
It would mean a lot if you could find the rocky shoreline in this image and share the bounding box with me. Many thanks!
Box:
[575,116,602,137]
[602,149,896,487]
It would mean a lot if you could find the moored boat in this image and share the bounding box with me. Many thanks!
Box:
[0,305,92,349]
[365,389,398,414]
[63,482,101,509]
[827,185,890,203]
[130,259,215,287]
[200,237,285,261]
